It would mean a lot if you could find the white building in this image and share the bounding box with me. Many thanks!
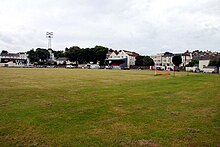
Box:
[151,53,173,67]
[106,50,139,68]
[48,49,55,61]
[56,57,68,65]
[151,52,192,69]
[179,53,193,67]
[199,60,210,71]
[0,52,29,67]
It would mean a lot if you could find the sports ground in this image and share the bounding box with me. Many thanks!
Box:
[0,68,219,146]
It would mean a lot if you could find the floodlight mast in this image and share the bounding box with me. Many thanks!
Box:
[46,32,53,49]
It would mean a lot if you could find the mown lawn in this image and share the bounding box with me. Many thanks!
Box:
[0,68,219,146]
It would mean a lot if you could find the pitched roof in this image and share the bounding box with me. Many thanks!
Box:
[122,50,139,57]
[194,56,220,60]
[0,53,19,57]
[163,52,174,57]
[113,51,119,55]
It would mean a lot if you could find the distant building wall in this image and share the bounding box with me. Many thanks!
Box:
[0,52,29,67]
[151,53,192,67]
[107,50,138,68]
[199,60,210,70]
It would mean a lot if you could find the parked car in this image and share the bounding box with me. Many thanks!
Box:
[202,66,218,73]
[66,65,77,68]
[186,66,200,72]
[105,66,112,69]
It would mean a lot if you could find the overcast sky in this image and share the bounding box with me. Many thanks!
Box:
[0,0,220,55]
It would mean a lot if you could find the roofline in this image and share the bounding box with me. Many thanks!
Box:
[105,58,127,61]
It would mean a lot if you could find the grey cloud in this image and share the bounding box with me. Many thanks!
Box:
[0,33,15,44]
[0,0,219,54]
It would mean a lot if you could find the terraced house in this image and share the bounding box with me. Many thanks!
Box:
[151,52,192,69]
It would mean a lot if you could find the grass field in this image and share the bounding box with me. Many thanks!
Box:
[0,68,219,146]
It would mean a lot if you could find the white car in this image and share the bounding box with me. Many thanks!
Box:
[66,65,76,68]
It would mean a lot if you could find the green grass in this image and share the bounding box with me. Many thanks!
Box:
[0,68,219,146]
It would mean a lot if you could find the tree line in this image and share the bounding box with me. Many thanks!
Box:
[135,56,154,66]
[26,46,156,66]
[2,48,219,68]
[27,46,109,66]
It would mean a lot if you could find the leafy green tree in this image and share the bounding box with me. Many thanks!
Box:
[27,49,38,63]
[172,55,182,77]
[191,58,199,65]
[77,49,87,64]
[65,46,81,63]
[143,56,154,66]
[135,56,144,66]
[209,59,219,66]
[84,48,96,63]
[1,50,8,54]
[93,46,109,66]
[53,50,65,58]
[27,48,49,64]
[187,58,199,67]
[65,46,108,65]
[172,55,182,67]
[35,48,50,62]
[218,58,220,67]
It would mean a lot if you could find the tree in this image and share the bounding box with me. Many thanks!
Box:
[93,46,109,66]
[188,58,199,67]
[27,48,49,64]
[1,50,8,54]
[84,48,96,63]
[172,55,182,77]
[64,45,109,65]
[209,59,219,66]
[53,50,65,58]
[218,58,220,67]
[172,55,182,67]
[143,56,154,66]
[35,48,50,62]
[65,46,81,63]
[27,49,38,63]
[135,56,144,66]
[208,58,220,73]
